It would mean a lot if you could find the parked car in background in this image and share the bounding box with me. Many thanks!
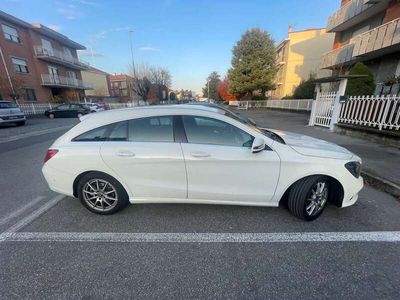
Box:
[97,102,110,110]
[86,103,104,113]
[0,100,26,126]
[42,105,363,221]
[44,103,90,119]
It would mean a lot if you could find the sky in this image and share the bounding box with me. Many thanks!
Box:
[2,0,339,94]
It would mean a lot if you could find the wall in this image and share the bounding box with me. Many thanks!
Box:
[82,70,110,96]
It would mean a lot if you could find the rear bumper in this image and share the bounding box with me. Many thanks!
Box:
[42,164,75,197]
[0,115,26,123]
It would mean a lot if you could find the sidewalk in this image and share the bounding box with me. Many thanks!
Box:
[241,109,400,198]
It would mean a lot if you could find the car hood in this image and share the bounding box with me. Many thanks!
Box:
[265,128,354,160]
[0,108,23,116]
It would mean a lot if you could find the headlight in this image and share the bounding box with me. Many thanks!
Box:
[345,161,361,178]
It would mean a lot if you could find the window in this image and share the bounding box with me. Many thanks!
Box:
[56,104,69,110]
[182,116,253,147]
[128,116,174,142]
[108,121,128,141]
[73,125,109,142]
[21,88,37,102]
[0,102,18,109]
[12,58,28,73]
[2,24,19,43]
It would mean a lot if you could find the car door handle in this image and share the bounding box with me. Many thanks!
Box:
[190,151,210,158]
[116,151,135,157]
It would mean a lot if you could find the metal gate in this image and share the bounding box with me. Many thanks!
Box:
[309,92,337,128]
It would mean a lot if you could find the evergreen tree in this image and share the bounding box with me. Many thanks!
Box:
[345,62,375,96]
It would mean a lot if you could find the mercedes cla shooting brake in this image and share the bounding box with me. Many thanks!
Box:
[42,105,363,221]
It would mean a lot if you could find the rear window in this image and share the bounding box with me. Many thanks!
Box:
[72,116,174,143]
[0,102,18,109]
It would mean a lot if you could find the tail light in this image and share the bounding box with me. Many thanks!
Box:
[44,149,58,163]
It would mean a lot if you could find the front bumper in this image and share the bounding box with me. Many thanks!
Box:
[341,176,364,207]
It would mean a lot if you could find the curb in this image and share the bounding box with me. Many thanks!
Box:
[361,170,400,200]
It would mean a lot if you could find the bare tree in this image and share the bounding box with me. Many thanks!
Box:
[0,74,25,102]
[149,67,172,88]
[128,63,152,101]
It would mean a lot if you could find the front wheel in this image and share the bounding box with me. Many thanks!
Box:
[77,172,129,215]
[288,176,329,221]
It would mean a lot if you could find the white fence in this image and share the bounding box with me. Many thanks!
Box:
[19,103,54,115]
[338,95,400,131]
[233,99,313,111]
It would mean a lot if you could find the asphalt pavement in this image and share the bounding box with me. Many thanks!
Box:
[0,116,399,299]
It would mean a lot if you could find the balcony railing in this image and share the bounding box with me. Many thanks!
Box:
[352,17,400,57]
[327,0,374,31]
[41,74,93,89]
[320,43,356,69]
[321,17,400,69]
[34,46,89,70]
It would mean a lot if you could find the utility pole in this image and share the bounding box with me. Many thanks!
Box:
[129,30,136,103]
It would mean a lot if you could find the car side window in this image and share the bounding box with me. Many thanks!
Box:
[72,125,110,142]
[182,116,253,147]
[57,104,69,110]
[128,116,174,142]
[70,104,80,109]
[108,121,128,141]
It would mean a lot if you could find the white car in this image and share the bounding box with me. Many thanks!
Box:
[42,105,363,221]
[86,103,104,113]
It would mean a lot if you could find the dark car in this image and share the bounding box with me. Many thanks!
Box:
[44,103,91,119]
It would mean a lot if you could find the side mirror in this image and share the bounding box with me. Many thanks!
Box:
[251,137,265,153]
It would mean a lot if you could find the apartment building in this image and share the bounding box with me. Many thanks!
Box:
[109,74,134,102]
[82,66,111,97]
[320,0,400,92]
[272,28,334,99]
[0,10,91,103]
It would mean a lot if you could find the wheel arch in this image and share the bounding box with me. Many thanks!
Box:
[279,174,344,208]
[73,170,131,199]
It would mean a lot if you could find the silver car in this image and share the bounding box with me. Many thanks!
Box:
[0,101,26,126]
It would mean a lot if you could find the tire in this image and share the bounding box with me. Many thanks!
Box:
[77,172,129,215]
[49,113,55,119]
[16,121,26,126]
[77,113,83,118]
[288,175,329,221]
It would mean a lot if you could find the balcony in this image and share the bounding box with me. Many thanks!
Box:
[352,17,400,57]
[320,43,357,69]
[34,46,89,70]
[41,74,93,89]
[326,0,390,32]
[321,17,400,69]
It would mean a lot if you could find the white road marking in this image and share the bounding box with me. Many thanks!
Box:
[0,196,46,227]
[1,231,400,243]
[0,125,72,143]
[0,194,65,240]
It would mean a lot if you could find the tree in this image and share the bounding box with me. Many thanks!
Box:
[345,62,375,96]
[218,77,236,101]
[0,74,25,102]
[169,92,176,101]
[149,67,172,88]
[228,28,276,99]
[293,73,316,99]
[202,71,221,100]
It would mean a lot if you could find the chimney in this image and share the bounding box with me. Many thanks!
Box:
[288,25,293,33]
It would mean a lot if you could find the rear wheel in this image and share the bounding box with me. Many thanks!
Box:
[288,176,329,221]
[77,113,83,118]
[77,172,129,215]
[49,113,55,119]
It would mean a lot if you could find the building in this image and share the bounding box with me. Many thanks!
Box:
[82,66,111,97]
[320,0,400,94]
[272,28,335,99]
[0,10,92,103]
[109,74,133,102]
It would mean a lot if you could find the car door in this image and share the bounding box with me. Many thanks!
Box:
[69,104,81,117]
[54,104,69,118]
[180,115,280,203]
[100,116,187,199]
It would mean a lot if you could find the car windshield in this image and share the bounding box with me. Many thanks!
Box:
[0,102,18,109]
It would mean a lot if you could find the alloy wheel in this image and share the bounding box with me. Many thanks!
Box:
[305,182,328,217]
[82,179,118,212]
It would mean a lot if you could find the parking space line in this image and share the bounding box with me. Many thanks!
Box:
[0,196,46,227]
[0,194,65,240]
[1,231,400,243]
